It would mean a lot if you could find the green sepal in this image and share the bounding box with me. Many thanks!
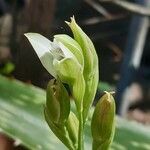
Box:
[67,17,99,121]
[91,92,116,150]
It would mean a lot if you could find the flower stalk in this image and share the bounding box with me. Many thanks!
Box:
[25,16,116,150]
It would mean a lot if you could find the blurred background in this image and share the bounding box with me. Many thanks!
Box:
[0,0,150,149]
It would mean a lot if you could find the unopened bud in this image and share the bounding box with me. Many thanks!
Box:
[45,79,70,124]
[91,92,116,150]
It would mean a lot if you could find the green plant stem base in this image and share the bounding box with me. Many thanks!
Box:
[0,75,150,150]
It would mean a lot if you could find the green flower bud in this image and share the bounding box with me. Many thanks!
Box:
[45,79,77,150]
[91,92,116,150]
[45,79,70,124]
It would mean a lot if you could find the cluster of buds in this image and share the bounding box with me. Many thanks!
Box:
[25,17,115,150]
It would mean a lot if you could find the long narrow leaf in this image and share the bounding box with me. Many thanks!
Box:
[0,75,150,150]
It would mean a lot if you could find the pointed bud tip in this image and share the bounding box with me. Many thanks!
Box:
[65,16,77,27]
[70,16,75,22]
[65,21,70,26]
[104,91,115,102]
[104,91,115,95]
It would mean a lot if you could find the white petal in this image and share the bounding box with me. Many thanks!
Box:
[40,52,56,77]
[25,33,53,57]
[25,33,56,77]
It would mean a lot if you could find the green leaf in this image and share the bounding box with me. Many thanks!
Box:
[0,62,15,75]
[0,75,150,150]
[0,75,66,150]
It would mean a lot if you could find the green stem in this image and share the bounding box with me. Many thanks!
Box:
[78,108,84,150]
